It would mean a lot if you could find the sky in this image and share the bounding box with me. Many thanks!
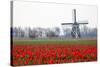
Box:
[13,1,98,29]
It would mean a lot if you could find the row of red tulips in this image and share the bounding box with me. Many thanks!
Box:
[12,44,97,66]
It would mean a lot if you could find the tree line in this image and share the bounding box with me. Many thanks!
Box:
[11,26,97,39]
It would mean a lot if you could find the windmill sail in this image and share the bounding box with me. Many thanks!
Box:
[72,9,77,23]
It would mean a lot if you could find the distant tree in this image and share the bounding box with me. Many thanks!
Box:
[81,26,97,38]
[54,27,60,37]
[15,27,21,38]
[87,28,97,37]
[29,28,38,39]
[20,30,24,37]
[36,28,43,37]
[46,29,57,37]
[12,27,18,37]
[63,28,71,37]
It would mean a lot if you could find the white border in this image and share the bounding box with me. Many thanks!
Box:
[0,0,100,67]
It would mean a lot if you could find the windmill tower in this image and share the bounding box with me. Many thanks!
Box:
[61,9,88,38]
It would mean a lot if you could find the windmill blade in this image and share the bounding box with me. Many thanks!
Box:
[72,9,77,23]
[78,20,88,24]
[61,23,73,25]
[78,23,88,24]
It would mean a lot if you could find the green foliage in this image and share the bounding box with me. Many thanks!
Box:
[13,39,97,45]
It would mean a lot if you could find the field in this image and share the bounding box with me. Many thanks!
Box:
[12,39,97,66]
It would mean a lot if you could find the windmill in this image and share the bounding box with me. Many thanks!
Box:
[61,9,88,38]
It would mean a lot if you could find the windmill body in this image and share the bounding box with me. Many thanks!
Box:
[61,9,88,38]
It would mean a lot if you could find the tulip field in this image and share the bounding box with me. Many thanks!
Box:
[12,39,97,66]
